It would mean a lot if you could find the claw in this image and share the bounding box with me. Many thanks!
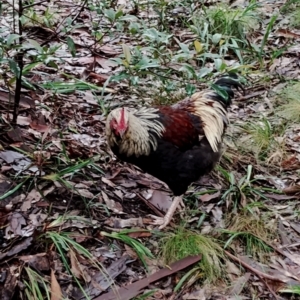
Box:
[148,196,183,229]
[149,215,171,229]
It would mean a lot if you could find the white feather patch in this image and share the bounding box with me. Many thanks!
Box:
[191,91,228,152]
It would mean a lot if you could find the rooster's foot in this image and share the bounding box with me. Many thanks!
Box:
[149,196,183,229]
[149,215,171,229]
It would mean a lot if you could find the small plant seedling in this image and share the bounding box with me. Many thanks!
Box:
[217,165,267,209]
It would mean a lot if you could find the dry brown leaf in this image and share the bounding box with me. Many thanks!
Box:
[102,177,116,188]
[101,191,123,214]
[276,28,300,39]
[29,120,50,133]
[199,191,220,202]
[127,230,152,238]
[70,250,84,280]
[104,217,144,228]
[19,253,50,271]
[50,269,62,300]
[147,190,172,212]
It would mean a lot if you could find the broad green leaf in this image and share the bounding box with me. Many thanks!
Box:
[22,77,36,90]
[214,58,223,71]
[135,56,159,70]
[230,38,243,63]
[211,33,222,45]
[197,67,212,78]
[115,9,123,19]
[27,39,43,53]
[130,76,139,85]
[185,84,196,96]
[137,62,160,70]
[179,42,190,54]
[6,34,20,46]
[110,72,130,82]
[66,36,76,57]
[142,28,158,41]
[22,61,42,75]
[8,59,20,78]
[104,8,116,22]
[211,83,229,102]
[179,63,196,79]
[201,53,221,59]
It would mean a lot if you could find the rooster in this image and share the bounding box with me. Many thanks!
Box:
[106,74,243,229]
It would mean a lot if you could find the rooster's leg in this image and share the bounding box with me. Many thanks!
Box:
[150,196,184,229]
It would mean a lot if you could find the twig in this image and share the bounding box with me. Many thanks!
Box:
[12,0,24,125]
[23,0,48,9]
[225,250,283,282]
[70,0,88,25]
[136,193,164,217]
[225,250,282,299]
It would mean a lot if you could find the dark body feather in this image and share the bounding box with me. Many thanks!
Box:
[110,106,221,196]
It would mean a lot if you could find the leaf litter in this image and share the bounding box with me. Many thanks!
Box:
[1,0,300,299]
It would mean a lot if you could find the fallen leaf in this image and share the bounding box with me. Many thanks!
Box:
[0,237,33,261]
[0,150,25,164]
[276,28,300,39]
[51,269,62,300]
[147,190,172,212]
[70,250,84,280]
[199,191,220,202]
[101,191,123,214]
[19,253,50,271]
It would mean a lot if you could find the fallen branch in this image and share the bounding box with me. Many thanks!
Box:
[94,255,202,300]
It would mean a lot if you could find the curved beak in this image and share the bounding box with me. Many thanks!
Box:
[118,129,126,138]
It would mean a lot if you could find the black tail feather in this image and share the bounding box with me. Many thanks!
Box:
[211,73,245,105]
[214,73,244,93]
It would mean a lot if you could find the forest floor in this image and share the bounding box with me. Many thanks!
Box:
[1,0,300,299]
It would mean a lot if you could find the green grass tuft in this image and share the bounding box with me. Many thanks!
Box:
[160,228,225,283]
[277,82,300,122]
[223,210,276,261]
